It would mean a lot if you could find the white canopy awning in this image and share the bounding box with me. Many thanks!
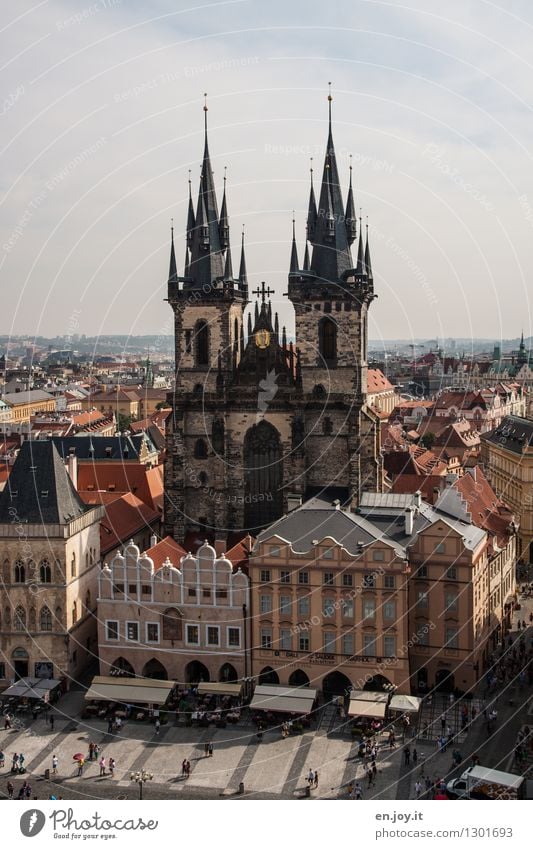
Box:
[348,698,387,719]
[197,682,242,696]
[349,690,389,703]
[1,678,40,698]
[85,676,173,706]
[250,685,317,715]
[389,694,422,713]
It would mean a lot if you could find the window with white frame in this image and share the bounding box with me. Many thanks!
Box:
[186,624,199,645]
[279,595,292,615]
[384,575,395,589]
[383,635,396,657]
[260,594,272,614]
[342,632,354,655]
[363,598,376,619]
[146,622,159,643]
[383,600,396,620]
[417,590,428,608]
[206,626,220,646]
[445,625,458,648]
[299,634,310,652]
[323,632,336,652]
[297,596,310,616]
[363,634,376,656]
[260,569,271,583]
[342,598,354,618]
[227,627,240,648]
[126,621,139,642]
[106,620,119,640]
[446,566,457,580]
[261,628,272,649]
[342,573,353,587]
[445,590,458,611]
[323,571,335,586]
[323,596,336,617]
[280,570,291,583]
[280,628,292,650]
[298,570,309,584]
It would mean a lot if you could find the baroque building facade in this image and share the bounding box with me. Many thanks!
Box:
[164,96,382,542]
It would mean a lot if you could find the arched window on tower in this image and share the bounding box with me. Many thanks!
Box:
[14,605,26,631]
[319,317,337,362]
[40,559,52,583]
[14,559,25,583]
[194,438,208,459]
[195,320,209,366]
[40,606,52,631]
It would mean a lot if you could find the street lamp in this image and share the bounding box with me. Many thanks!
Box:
[130,769,153,800]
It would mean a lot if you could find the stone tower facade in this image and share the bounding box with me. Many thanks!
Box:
[164,96,381,543]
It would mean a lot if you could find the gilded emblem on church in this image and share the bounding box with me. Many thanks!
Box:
[255,329,270,349]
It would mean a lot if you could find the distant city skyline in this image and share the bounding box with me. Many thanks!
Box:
[1,1,533,340]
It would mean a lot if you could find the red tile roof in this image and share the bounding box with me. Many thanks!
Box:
[146,534,187,570]
[76,461,164,512]
[367,368,394,394]
[100,492,160,556]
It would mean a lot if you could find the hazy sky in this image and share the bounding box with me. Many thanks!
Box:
[1,0,533,348]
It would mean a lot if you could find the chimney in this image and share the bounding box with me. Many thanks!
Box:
[67,452,78,489]
[215,536,227,557]
[287,493,303,512]
[414,490,422,509]
[150,533,157,549]
[405,507,414,535]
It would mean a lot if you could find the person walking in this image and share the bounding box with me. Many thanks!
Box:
[354,782,362,799]
[204,742,209,757]
[182,758,187,777]
[0,750,4,768]
[99,756,106,776]
[11,753,18,773]
[185,759,191,778]
[412,746,418,764]
[49,714,55,732]
[88,742,95,761]
[77,757,85,777]
[154,718,160,735]
[107,718,113,734]
[371,761,377,782]
[7,780,14,799]
[4,714,12,730]
[208,741,213,757]
[313,770,319,789]
[440,713,446,733]
[52,754,58,775]
[109,757,115,778]
[404,745,411,765]
[307,768,314,786]
[415,780,422,798]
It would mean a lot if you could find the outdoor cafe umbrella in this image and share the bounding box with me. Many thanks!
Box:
[73,753,84,761]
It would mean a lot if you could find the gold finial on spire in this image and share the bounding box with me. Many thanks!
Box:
[203,92,208,112]
[349,153,353,172]
[328,81,333,102]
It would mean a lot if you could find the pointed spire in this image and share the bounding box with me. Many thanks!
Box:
[290,214,299,273]
[186,171,195,248]
[219,166,229,250]
[364,219,373,281]
[303,240,310,271]
[274,312,280,341]
[282,325,287,350]
[355,214,365,277]
[184,245,190,278]
[247,311,253,338]
[185,94,225,289]
[224,244,233,279]
[254,300,259,326]
[308,85,354,283]
[168,221,178,285]
[239,225,248,287]
[345,155,357,245]
[306,158,317,242]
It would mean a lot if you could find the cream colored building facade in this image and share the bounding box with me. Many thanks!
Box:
[97,541,249,683]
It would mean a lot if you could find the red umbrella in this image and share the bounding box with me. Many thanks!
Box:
[434,793,449,800]
[73,753,85,761]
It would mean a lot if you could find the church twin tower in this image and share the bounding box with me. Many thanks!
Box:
[164,94,382,542]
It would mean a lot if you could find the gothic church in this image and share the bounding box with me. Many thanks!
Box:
[164,95,382,543]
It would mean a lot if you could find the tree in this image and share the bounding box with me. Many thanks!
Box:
[117,412,133,433]
[420,431,435,449]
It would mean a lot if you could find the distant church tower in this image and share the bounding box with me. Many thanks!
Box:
[164,93,381,543]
